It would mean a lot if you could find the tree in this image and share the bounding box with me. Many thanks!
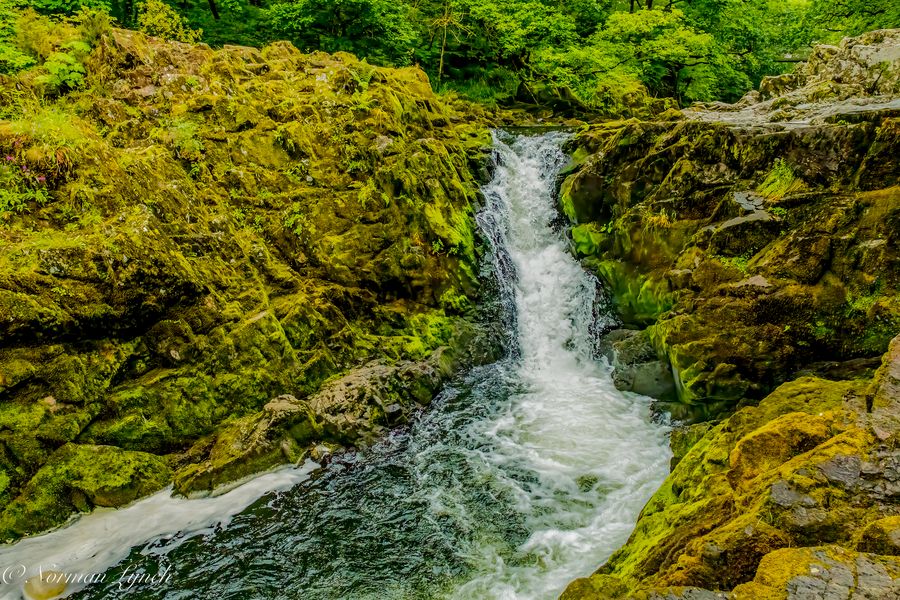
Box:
[267,0,417,64]
[137,0,202,41]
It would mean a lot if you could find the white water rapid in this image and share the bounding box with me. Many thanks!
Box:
[444,131,670,598]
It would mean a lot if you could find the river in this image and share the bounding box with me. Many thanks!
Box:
[0,131,670,600]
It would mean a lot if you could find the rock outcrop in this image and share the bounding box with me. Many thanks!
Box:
[560,30,900,600]
[564,339,900,599]
[0,23,494,539]
[561,30,900,420]
[687,29,900,126]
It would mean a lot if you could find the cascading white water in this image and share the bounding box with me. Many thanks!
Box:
[0,131,669,600]
[438,131,671,598]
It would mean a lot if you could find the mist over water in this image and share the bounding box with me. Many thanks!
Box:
[1,131,669,600]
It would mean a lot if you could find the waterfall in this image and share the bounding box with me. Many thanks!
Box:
[0,131,669,600]
[443,131,670,598]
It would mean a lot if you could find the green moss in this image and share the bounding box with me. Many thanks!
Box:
[0,444,172,541]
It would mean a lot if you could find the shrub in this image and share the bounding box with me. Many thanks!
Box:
[74,6,112,44]
[0,0,34,74]
[137,0,202,44]
[34,40,90,93]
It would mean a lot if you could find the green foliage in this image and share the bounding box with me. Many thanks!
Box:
[6,0,898,108]
[1,3,108,95]
[284,203,315,241]
[758,159,806,200]
[137,0,202,43]
[9,105,90,150]
[34,39,89,93]
[0,0,35,74]
[28,0,109,15]
[74,6,113,43]
[267,0,416,64]
[808,0,900,39]
[0,157,51,219]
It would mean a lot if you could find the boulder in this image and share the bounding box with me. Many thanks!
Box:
[599,329,678,403]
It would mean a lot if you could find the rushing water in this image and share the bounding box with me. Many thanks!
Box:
[0,131,669,600]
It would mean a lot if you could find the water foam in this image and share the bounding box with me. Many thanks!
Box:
[440,132,670,598]
[0,462,317,599]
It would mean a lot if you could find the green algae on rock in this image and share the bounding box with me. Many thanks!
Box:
[0,23,496,539]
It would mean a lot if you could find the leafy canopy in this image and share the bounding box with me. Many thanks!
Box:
[4,0,898,108]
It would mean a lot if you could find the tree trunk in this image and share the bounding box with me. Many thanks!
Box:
[207,0,221,20]
[121,0,134,27]
[438,25,448,83]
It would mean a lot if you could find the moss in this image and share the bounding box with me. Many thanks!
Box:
[0,27,495,533]
[857,516,900,555]
[559,108,898,421]
[172,397,319,496]
[0,444,172,541]
[732,546,900,599]
[559,574,629,600]
[727,412,831,489]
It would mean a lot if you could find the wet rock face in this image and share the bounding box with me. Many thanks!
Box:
[562,31,900,417]
[562,340,900,599]
[0,30,495,538]
[598,329,678,403]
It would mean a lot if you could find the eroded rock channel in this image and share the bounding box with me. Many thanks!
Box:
[0,23,898,600]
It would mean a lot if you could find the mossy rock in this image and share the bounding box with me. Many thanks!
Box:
[561,371,894,596]
[561,99,899,416]
[858,517,900,555]
[173,394,319,496]
[0,444,172,541]
[731,546,900,600]
[0,24,497,535]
